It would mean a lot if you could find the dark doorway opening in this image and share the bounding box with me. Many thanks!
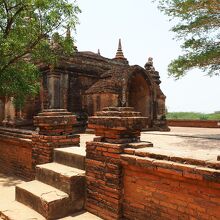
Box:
[128,74,150,117]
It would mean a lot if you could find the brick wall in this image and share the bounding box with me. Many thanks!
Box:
[32,133,80,167]
[0,136,34,180]
[0,131,79,181]
[121,156,220,220]
[168,119,220,128]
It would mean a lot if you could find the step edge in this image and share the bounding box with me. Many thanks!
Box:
[16,181,69,203]
[0,200,45,220]
[36,163,85,177]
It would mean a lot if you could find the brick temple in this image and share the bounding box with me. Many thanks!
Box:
[1,38,219,220]
[0,39,169,131]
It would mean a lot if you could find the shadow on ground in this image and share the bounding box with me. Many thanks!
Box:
[0,173,23,187]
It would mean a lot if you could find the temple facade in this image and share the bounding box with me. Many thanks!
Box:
[0,39,169,131]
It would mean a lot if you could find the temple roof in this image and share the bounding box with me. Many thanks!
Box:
[85,65,152,94]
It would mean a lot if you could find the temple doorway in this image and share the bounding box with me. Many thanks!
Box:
[128,74,151,117]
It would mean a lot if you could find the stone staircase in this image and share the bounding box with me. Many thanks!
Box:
[0,146,86,220]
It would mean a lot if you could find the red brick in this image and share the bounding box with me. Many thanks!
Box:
[183,170,203,180]
[157,166,183,176]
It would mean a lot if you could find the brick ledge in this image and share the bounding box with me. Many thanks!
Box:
[121,154,220,183]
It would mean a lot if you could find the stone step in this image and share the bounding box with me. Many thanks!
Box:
[36,163,85,211]
[0,201,102,220]
[15,180,70,219]
[0,200,45,220]
[54,147,86,170]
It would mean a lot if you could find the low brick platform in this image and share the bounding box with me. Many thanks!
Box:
[1,127,220,220]
[85,108,220,220]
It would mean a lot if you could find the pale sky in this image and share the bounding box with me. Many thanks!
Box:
[73,0,220,113]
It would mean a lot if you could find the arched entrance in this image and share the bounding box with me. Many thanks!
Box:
[128,74,151,117]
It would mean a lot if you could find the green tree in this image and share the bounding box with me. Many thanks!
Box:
[0,0,80,106]
[156,0,220,78]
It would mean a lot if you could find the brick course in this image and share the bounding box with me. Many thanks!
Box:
[168,119,220,128]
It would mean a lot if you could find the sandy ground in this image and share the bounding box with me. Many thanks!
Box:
[141,127,220,162]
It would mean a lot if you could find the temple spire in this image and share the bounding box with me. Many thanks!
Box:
[114,39,128,64]
[115,39,125,59]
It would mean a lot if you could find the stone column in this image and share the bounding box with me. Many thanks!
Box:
[85,107,149,220]
[0,97,5,124]
[32,109,79,168]
[60,73,69,109]
[39,78,44,111]
[48,72,61,109]
[2,97,16,126]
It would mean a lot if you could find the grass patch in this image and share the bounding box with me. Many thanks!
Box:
[166,112,220,120]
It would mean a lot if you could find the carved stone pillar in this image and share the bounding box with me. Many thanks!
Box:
[2,97,16,126]
[0,97,5,124]
[60,73,69,109]
[39,78,44,111]
[48,72,61,109]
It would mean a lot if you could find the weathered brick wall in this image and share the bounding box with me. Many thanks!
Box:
[0,137,34,180]
[0,131,79,180]
[89,93,119,114]
[0,110,79,180]
[121,156,220,220]
[168,119,220,128]
[85,107,149,220]
[32,109,80,167]
[32,133,80,166]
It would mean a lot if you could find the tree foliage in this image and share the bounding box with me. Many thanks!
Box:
[156,0,220,78]
[0,0,80,106]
